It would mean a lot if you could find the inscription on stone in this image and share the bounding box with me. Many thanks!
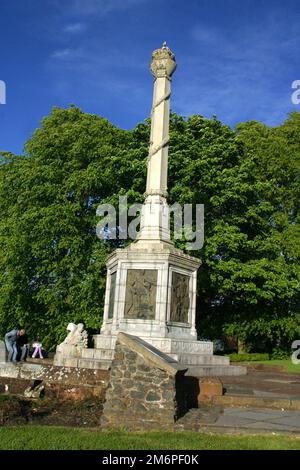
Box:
[170,272,190,323]
[108,272,116,319]
[124,269,157,319]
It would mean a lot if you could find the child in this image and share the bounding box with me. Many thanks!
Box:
[32,336,43,359]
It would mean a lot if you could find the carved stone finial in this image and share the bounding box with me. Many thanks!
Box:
[150,43,176,79]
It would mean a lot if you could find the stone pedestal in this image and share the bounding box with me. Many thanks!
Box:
[54,344,84,368]
[94,239,216,366]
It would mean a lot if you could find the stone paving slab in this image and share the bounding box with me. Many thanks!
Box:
[222,367,300,401]
[177,406,300,434]
[213,407,300,433]
[223,408,292,419]
[245,422,299,432]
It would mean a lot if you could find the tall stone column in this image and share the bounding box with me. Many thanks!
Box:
[93,43,238,375]
[138,43,176,243]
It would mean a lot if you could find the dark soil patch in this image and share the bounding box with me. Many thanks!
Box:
[0,395,29,425]
[0,394,104,427]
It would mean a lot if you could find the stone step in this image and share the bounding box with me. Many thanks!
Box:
[185,365,247,377]
[57,356,111,370]
[81,348,115,361]
[78,358,111,370]
[212,394,300,411]
[169,353,230,366]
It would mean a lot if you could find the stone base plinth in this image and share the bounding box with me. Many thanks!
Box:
[51,334,246,376]
[94,333,217,366]
[92,333,246,375]
[94,333,213,354]
[94,333,214,364]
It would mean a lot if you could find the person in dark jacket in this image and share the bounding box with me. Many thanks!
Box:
[4,328,26,363]
[17,331,29,362]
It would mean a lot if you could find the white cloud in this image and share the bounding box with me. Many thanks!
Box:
[49,45,147,70]
[54,0,147,17]
[172,17,299,126]
[63,22,86,34]
[50,48,84,60]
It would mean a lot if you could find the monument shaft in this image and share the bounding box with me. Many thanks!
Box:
[139,43,176,242]
[146,76,171,196]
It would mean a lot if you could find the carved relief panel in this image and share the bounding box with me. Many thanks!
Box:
[108,272,116,319]
[124,269,158,319]
[170,272,190,323]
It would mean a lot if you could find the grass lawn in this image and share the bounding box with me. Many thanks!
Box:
[0,426,300,450]
[242,359,300,374]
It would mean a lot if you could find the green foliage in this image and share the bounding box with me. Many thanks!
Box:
[0,107,146,349]
[168,113,300,352]
[270,348,290,360]
[229,353,270,362]
[0,106,300,352]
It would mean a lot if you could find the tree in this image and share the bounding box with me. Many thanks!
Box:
[1,107,299,354]
[0,107,145,348]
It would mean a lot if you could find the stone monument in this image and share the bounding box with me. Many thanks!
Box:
[0,341,6,363]
[93,43,245,375]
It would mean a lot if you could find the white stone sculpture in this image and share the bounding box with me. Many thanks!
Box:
[54,322,89,367]
[61,323,88,348]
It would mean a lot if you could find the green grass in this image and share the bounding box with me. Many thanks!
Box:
[240,359,300,374]
[0,426,300,450]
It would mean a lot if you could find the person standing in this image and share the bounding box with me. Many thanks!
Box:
[4,328,26,363]
[17,331,29,362]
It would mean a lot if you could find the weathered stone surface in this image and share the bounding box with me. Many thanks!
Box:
[162,389,173,400]
[0,341,6,363]
[130,390,145,400]
[114,352,124,361]
[145,391,161,402]
[101,333,193,430]
[198,377,223,403]
[0,362,109,400]
[133,402,148,413]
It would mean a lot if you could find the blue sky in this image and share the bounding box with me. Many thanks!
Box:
[0,0,300,154]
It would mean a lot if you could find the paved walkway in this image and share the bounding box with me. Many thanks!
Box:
[176,406,300,434]
[215,407,300,433]
[221,365,300,400]
[177,365,300,434]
